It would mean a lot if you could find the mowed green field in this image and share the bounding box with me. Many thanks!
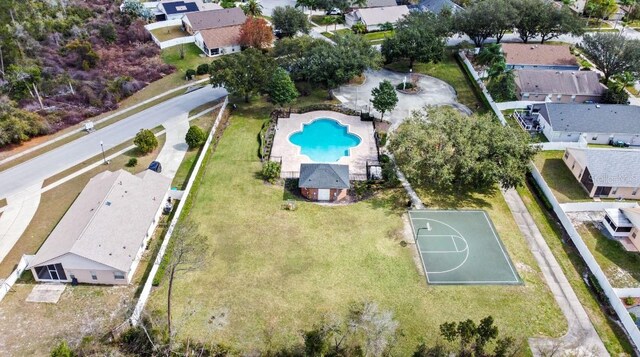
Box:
[147,112,566,354]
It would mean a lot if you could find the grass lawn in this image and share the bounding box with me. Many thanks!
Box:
[577,222,640,288]
[151,25,188,42]
[161,43,212,73]
[516,183,634,355]
[385,52,487,113]
[533,151,592,203]
[0,135,166,277]
[627,85,639,97]
[146,102,566,354]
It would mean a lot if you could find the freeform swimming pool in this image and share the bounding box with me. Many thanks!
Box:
[289,118,361,162]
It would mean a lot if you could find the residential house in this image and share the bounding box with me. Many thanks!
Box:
[502,43,579,71]
[351,0,398,8]
[562,147,640,199]
[513,70,606,103]
[417,0,463,14]
[299,163,350,202]
[157,1,200,21]
[27,170,171,285]
[520,103,640,144]
[345,6,410,31]
[183,8,247,57]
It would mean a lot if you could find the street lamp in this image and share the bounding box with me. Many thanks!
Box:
[100,140,108,165]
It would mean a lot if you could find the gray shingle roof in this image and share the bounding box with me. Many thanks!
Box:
[352,0,397,8]
[184,7,246,31]
[299,164,350,189]
[418,0,463,13]
[28,170,171,272]
[514,70,605,96]
[568,148,640,187]
[535,103,640,134]
[357,6,410,26]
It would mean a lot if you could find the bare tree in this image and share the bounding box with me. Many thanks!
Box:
[347,301,399,357]
[166,219,209,346]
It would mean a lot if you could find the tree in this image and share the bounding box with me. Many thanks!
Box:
[453,0,516,46]
[431,317,516,357]
[476,44,504,67]
[371,80,398,119]
[351,21,367,34]
[389,106,538,191]
[296,0,318,15]
[381,11,446,69]
[185,125,206,148]
[379,22,394,32]
[347,301,399,357]
[121,0,153,20]
[273,35,327,81]
[196,63,209,75]
[239,16,274,49]
[536,3,584,43]
[165,219,209,345]
[321,16,338,32]
[581,33,640,80]
[209,48,276,102]
[63,39,99,70]
[267,67,299,107]
[513,0,584,43]
[240,0,263,16]
[602,86,630,103]
[134,129,158,154]
[272,6,310,37]
[305,33,381,91]
[586,0,618,20]
[261,161,281,183]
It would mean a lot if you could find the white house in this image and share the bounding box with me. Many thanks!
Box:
[521,103,640,144]
[345,5,410,31]
[183,8,246,57]
[27,170,171,285]
[603,207,640,251]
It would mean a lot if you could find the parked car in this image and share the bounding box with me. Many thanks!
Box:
[609,140,630,148]
[326,8,341,15]
[148,161,162,173]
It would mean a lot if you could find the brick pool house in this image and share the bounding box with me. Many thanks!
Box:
[298,163,350,202]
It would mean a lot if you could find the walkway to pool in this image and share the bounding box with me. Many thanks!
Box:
[270,111,378,179]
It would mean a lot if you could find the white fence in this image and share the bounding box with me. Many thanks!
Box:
[530,164,640,351]
[536,137,588,151]
[144,19,182,31]
[560,201,639,212]
[457,51,506,126]
[130,96,228,326]
[0,255,31,302]
[614,288,640,298]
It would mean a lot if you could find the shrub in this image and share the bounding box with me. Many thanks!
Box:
[186,69,196,80]
[196,63,210,75]
[185,125,207,149]
[625,297,636,305]
[353,180,371,199]
[396,82,415,90]
[51,341,75,357]
[134,129,158,154]
[126,157,138,167]
[261,160,281,183]
[602,87,629,104]
[377,131,387,147]
[631,312,638,322]
[119,326,154,357]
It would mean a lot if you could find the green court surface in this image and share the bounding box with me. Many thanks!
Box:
[408,210,521,285]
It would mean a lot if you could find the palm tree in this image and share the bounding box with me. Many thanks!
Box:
[476,44,504,67]
[241,0,263,17]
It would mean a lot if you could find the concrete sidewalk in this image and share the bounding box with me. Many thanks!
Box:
[502,188,608,357]
[155,116,190,180]
[0,183,43,264]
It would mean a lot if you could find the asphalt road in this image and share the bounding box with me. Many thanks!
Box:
[0,85,227,200]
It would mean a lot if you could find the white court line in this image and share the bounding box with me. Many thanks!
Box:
[415,218,469,274]
[481,211,520,282]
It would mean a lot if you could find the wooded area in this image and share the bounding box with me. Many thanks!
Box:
[0,0,176,148]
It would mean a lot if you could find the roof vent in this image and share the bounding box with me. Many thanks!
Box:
[596,105,601,108]
[105,201,111,206]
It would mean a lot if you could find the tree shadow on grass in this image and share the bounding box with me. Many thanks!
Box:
[415,185,495,210]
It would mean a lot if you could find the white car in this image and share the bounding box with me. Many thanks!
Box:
[326,8,341,15]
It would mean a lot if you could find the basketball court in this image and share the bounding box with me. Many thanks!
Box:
[408,210,521,285]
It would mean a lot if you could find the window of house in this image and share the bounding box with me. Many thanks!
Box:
[612,187,618,195]
[571,163,575,170]
[523,93,530,98]
[578,173,582,179]
[564,152,569,159]
[34,263,67,281]
[114,272,125,280]
[617,226,633,233]
[90,271,97,280]
[592,136,598,141]
[633,188,638,195]
[605,215,616,230]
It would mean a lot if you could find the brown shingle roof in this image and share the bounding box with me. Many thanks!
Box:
[514,70,605,96]
[200,25,242,49]
[184,7,246,31]
[502,43,578,67]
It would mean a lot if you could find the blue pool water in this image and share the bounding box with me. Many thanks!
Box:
[289,118,361,162]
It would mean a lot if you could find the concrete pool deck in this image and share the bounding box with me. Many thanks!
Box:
[270,111,378,178]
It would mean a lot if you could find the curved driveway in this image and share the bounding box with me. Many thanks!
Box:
[0,85,226,200]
